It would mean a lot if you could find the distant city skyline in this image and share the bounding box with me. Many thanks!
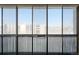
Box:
[0,24,76,34]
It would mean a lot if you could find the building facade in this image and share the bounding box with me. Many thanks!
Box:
[0,4,79,55]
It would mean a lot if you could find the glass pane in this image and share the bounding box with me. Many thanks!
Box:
[33,6,46,53]
[48,5,62,34]
[18,36,32,53]
[33,36,46,53]
[63,36,77,53]
[0,8,1,34]
[48,5,62,53]
[18,6,32,34]
[33,6,46,34]
[3,7,16,34]
[48,36,62,53]
[3,36,16,53]
[63,7,76,34]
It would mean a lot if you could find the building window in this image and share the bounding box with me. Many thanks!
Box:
[63,6,76,34]
[48,5,62,34]
[18,6,32,34]
[3,36,16,53]
[3,6,16,34]
[63,6,77,53]
[0,5,77,55]
[18,5,32,54]
[3,6,16,54]
[33,5,46,54]
[48,5,62,53]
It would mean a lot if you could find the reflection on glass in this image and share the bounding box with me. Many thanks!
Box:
[33,6,46,34]
[18,6,32,34]
[3,37,16,53]
[33,37,46,53]
[63,7,76,34]
[3,7,16,34]
[33,6,46,53]
[63,36,77,53]
[48,6,62,34]
[18,37,32,53]
[48,37,62,53]
[48,5,62,53]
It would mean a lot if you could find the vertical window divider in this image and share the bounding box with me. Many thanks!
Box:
[32,5,33,55]
[1,6,3,55]
[16,5,18,55]
[62,5,63,55]
[46,4,48,55]
[77,6,78,54]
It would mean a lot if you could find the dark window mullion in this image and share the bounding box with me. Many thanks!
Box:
[1,6,3,55]
[46,5,48,55]
[31,5,34,54]
[77,6,79,54]
[16,5,18,55]
[62,5,63,54]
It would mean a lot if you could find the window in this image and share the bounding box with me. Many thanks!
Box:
[18,36,32,54]
[18,6,32,34]
[3,36,16,53]
[33,5,46,54]
[63,6,77,53]
[63,6,76,34]
[33,36,46,54]
[48,5,62,53]
[3,6,16,54]
[33,6,46,34]
[0,5,77,55]
[63,36,77,53]
[18,6,32,54]
[3,6,16,34]
[48,36,62,53]
[48,5,62,34]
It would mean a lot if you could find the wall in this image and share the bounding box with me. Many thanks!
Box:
[0,0,79,4]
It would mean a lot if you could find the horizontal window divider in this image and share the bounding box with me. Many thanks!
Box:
[48,34,77,36]
[0,34,77,37]
[2,34,16,36]
[17,34,32,36]
[63,34,77,37]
